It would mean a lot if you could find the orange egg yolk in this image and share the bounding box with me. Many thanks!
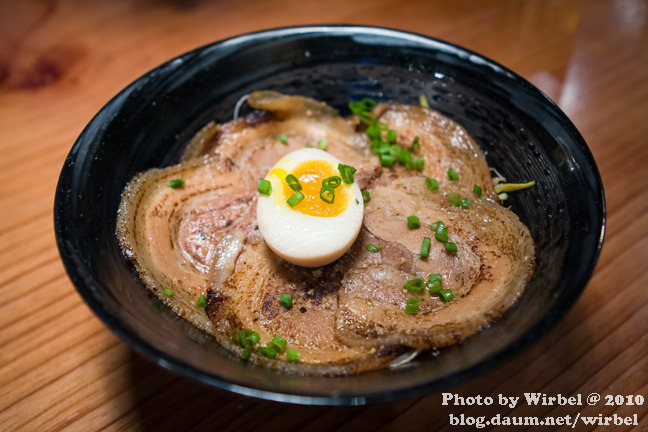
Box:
[270,160,349,217]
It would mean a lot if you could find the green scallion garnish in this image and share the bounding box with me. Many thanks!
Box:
[163,288,174,297]
[473,184,483,198]
[285,174,302,191]
[404,278,425,292]
[257,178,272,196]
[433,221,448,243]
[447,168,459,181]
[322,176,341,189]
[427,274,442,293]
[167,178,185,188]
[240,345,253,361]
[445,242,458,254]
[362,190,371,204]
[410,136,421,153]
[461,197,473,209]
[407,215,421,229]
[425,177,439,191]
[405,297,420,314]
[257,345,278,358]
[386,129,397,143]
[287,191,305,207]
[338,163,357,184]
[396,148,411,164]
[365,243,383,253]
[320,187,335,204]
[279,133,288,144]
[420,237,431,258]
[415,157,424,172]
[279,293,293,308]
[269,335,287,353]
[286,349,300,363]
[380,154,395,167]
[317,139,328,150]
[196,295,207,309]
[448,192,462,207]
[439,289,455,302]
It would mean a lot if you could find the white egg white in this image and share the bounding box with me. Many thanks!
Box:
[257,148,364,267]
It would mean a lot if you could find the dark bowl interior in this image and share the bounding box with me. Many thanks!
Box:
[54,26,604,405]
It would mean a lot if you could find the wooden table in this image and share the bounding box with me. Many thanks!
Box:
[1,0,646,430]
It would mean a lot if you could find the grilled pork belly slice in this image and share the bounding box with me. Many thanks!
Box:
[183,91,381,190]
[335,177,535,349]
[370,103,498,200]
[205,236,405,375]
[117,156,255,335]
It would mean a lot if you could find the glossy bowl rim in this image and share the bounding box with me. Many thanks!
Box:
[54,24,605,405]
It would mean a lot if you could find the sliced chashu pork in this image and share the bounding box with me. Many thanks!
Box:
[183,91,381,190]
[335,177,535,349]
[117,91,535,374]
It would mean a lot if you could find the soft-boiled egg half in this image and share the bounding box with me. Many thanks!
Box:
[256,148,364,267]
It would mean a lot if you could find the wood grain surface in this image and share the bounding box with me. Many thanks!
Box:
[1,0,647,430]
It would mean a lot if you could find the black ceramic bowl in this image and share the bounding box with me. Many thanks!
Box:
[54,26,604,405]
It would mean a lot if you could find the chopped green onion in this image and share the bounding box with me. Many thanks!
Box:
[319,187,335,204]
[279,133,288,144]
[163,288,174,297]
[448,192,462,207]
[356,199,359,205]
[270,335,287,353]
[433,221,448,242]
[365,243,383,253]
[196,295,207,309]
[461,197,473,209]
[257,178,272,196]
[240,344,253,361]
[420,237,431,258]
[439,289,455,302]
[419,95,429,108]
[167,179,185,188]
[447,168,459,181]
[322,176,341,189]
[285,174,302,191]
[242,329,260,346]
[286,349,300,362]
[380,154,395,167]
[338,163,357,184]
[404,278,425,292]
[279,293,293,308]
[445,242,458,254]
[362,190,371,204]
[425,177,439,191]
[405,297,420,314]
[473,184,483,198]
[415,157,424,172]
[405,159,415,171]
[232,328,260,347]
[397,148,412,165]
[427,274,442,293]
[366,124,382,139]
[428,273,442,282]
[287,191,305,207]
[410,136,421,153]
[407,215,421,229]
[349,98,377,116]
[386,129,397,143]
[317,139,328,150]
[257,345,278,358]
